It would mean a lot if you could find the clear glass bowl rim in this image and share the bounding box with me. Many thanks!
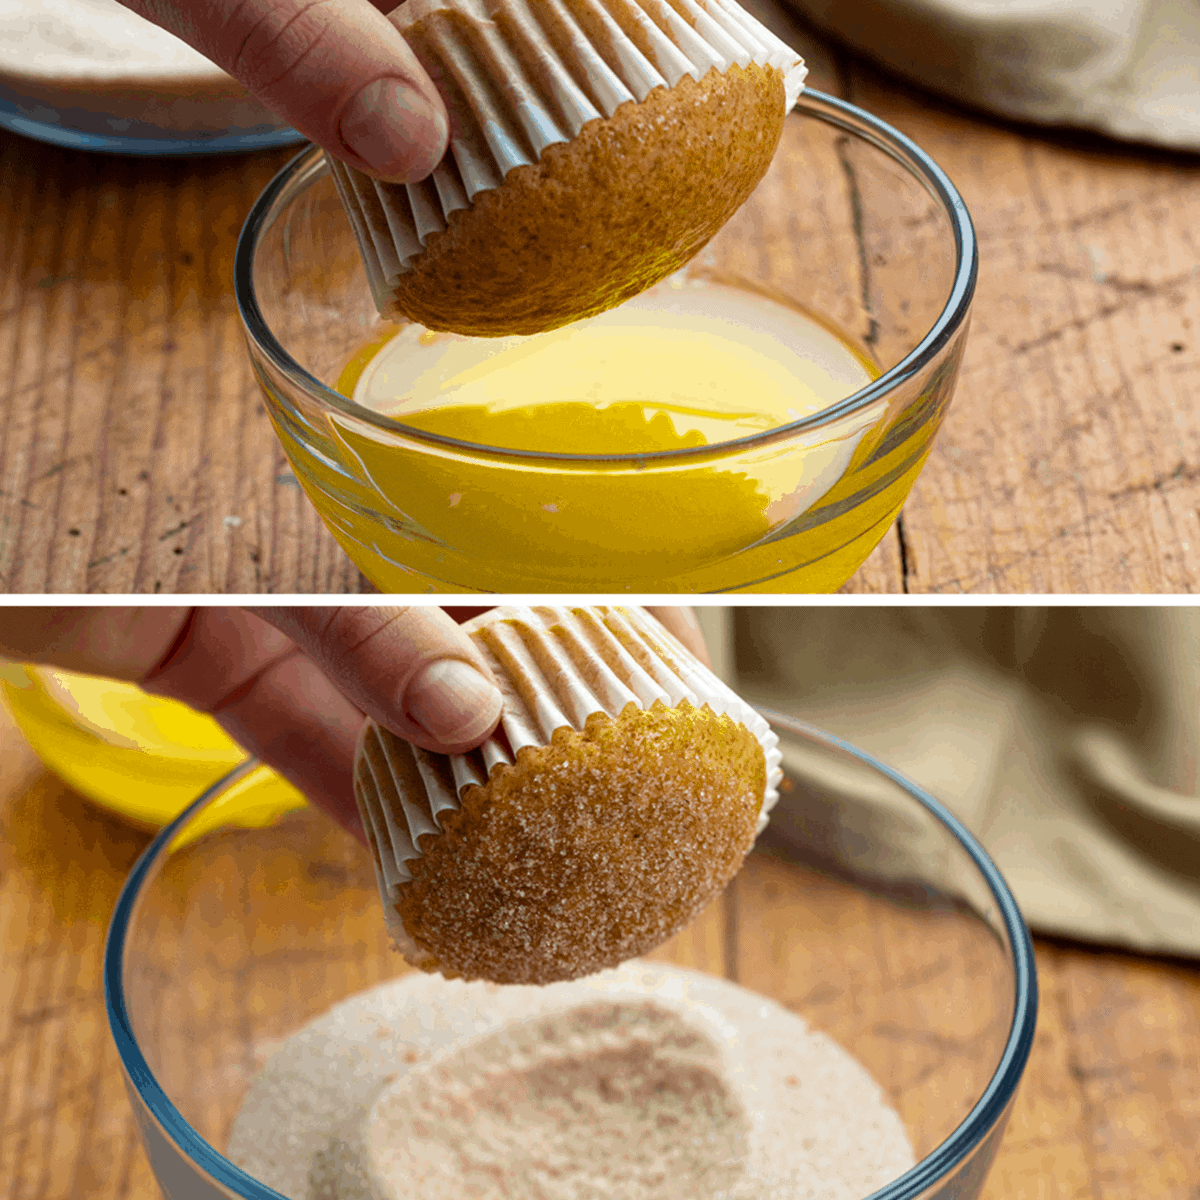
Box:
[234,90,979,468]
[104,711,1036,1200]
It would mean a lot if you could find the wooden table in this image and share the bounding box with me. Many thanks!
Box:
[2,6,1199,593]
[3,698,1198,1200]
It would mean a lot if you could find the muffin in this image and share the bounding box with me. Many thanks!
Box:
[329,0,807,336]
[354,605,781,984]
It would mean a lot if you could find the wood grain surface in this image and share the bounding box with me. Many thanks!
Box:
[3,697,1199,1199]
[2,5,1200,592]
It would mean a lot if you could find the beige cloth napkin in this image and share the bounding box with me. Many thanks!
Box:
[788,0,1200,150]
[699,607,1200,958]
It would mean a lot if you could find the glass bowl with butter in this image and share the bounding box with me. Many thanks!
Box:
[0,664,306,844]
[105,713,1035,1200]
[235,90,975,594]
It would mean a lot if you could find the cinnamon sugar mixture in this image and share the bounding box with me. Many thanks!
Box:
[226,963,914,1200]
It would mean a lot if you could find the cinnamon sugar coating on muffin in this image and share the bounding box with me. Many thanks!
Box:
[367,700,764,984]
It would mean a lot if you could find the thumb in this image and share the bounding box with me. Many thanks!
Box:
[252,606,504,754]
[120,0,448,183]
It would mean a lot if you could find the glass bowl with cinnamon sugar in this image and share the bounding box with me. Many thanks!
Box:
[106,713,1034,1200]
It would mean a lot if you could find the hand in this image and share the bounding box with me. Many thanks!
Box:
[0,606,707,842]
[119,0,449,183]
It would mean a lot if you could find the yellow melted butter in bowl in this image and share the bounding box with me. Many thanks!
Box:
[329,280,880,587]
[343,282,877,454]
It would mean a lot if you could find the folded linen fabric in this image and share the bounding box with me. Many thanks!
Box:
[699,606,1200,959]
[787,0,1200,150]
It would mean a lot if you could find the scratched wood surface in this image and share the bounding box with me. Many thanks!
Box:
[3,697,1199,1199]
[2,7,1199,592]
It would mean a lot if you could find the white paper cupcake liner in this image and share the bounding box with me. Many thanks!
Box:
[354,605,782,953]
[332,0,806,307]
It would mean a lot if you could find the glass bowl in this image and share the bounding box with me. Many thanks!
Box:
[105,713,1035,1200]
[235,91,977,594]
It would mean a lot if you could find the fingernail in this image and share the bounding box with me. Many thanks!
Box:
[339,78,448,182]
[405,659,502,744]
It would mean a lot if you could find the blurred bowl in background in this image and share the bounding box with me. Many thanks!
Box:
[1,663,305,846]
[0,0,305,153]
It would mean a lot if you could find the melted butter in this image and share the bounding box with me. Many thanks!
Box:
[340,281,877,453]
[326,280,880,590]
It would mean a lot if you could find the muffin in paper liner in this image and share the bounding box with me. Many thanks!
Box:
[329,0,807,335]
[353,605,782,984]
